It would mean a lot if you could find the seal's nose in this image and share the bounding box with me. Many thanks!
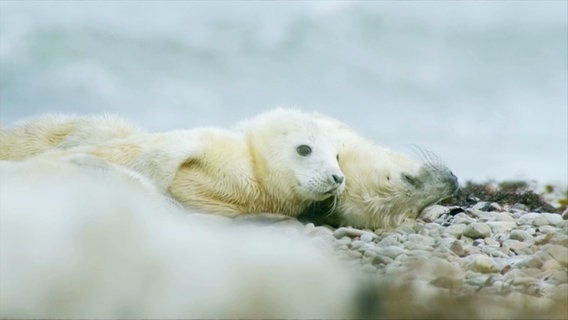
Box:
[332,174,344,184]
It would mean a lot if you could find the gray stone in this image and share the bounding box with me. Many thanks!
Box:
[349,240,363,251]
[336,236,352,246]
[407,233,435,246]
[379,233,405,247]
[544,244,568,267]
[345,250,363,260]
[517,212,541,225]
[333,227,365,239]
[463,222,492,239]
[372,255,393,266]
[466,254,500,273]
[532,215,549,226]
[360,231,377,243]
[509,229,533,242]
[442,223,467,238]
[486,221,517,234]
[419,204,448,222]
[542,213,564,226]
[492,211,515,221]
[472,201,492,211]
[376,246,408,259]
[484,238,500,247]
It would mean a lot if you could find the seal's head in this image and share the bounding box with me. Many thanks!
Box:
[236,108,345,210]
[307,114,458,229]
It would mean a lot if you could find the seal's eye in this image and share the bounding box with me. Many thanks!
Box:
[336,154,339,161]
[296,145,312,157]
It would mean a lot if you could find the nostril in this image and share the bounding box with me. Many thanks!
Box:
[332,174,344,184]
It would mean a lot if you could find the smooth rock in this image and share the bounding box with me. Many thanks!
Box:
[492,211,515,221]
[472,201,492,211]
[419,205,448,222]
[360,231,377,243]
[542,213,564,226]
[372,255,393,266]
[467,254,500,273]
[541,258,562,272]
[345,250,363,260]
[517,212,541,225]
[487,221,517,234]
[453,212,476,224]
[544,244,568,267]
[333,227,365,239]
[349,240,363,251]
[532,215,549,226]
[442,223,467,238]
[536,225,558,234]
[336,236,352,246]
[463,222,492,239]
[509,229,533,242]
[379,234,404,247]
[450,240,466,257]
[484,237,500,247]
[407,233,435,246]
[376,246,408,259]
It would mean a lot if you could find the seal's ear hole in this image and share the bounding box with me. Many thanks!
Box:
[296,145,312,157]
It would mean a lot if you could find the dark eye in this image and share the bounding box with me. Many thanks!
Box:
[296,145,312,157]
[336,154,339,161]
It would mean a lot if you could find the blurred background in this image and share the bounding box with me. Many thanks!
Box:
[0,1,566,185]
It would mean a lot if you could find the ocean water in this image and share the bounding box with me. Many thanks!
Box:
[0,1,566,185]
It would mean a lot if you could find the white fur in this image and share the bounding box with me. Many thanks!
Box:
[0,114,143,160]
[309,113,458,229]
[4,109,345,217]
[0,156,361,319]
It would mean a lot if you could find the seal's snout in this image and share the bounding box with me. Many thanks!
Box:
[447,171,459,192]
[332,174,344,185]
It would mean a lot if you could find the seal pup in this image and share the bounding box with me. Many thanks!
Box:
[17,109,345,217]
[0,114,143,160]
[301,113,459,229]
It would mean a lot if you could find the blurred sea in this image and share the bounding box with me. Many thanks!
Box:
[0,1,566,185]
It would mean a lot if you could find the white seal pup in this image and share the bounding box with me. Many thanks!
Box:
[300,113,459,229]
[0,114,144,160]
[12,109,345,217]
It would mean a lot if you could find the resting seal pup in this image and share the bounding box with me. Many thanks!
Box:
[300,113,459,229]
[2,109,345,217]
[0,114,144,160]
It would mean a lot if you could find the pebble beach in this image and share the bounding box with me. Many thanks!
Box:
[233,190,568,319]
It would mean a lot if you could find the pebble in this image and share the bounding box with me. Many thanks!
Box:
[450,240,466,257]
[259,188,568,315]
[467,254,500,273]
[463,222,492,239]
[442,223,466,238]
[509,229,533,242]
[376,246,408,259]
[492,211,515,221]
[542,213,564,227]
[333,227,365,239]
[544,244,568,267]
[360,231,377,243]
[419,205,448,222]
[532,215,549,226]
[486,221,517,234]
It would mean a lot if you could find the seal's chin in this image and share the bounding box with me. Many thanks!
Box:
[306,186,343,201]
